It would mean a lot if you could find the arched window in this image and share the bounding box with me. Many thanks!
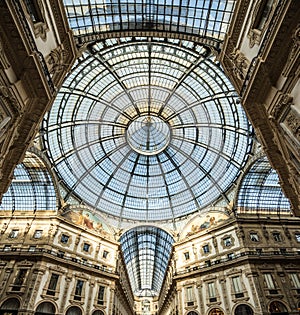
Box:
[92,311,104,315]
[66,306,82,315]
[0,152,57,212]
[235,304,254,315]
[187,311,199,315]
[35,302,55,315]
[269,301,289,315]
[208,309,224,315]
[236,156,291,214]
[0,298,20,315]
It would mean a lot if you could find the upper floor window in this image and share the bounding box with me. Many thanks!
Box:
[254,0,274,31]
[186,286,194,305]
[74,280,84,301]
[12,269,27,291]
[9,229,19,238]
[34,230,43,239]
[295,233,300,242]
[208,282,216,298]
[97,285,105,305]
[250,232,259,242]
[264,273,276,289]
[83,243,90,252]
[272,232,282,242]
[203,245,210,254]
[102,250,109,259]
[24,0,43,23]
[184,252,190,260]
[46,273,59,296]
[232,276,243,293]
[290,273,300,288]
[60,234,69,244]
[224,237,232,247]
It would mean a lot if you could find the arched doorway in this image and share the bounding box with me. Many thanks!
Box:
[269,301,289,315]
[187,312,199,315]
[35,302,56,315]
[65,306,82,315]
[92,311,104,315]
[0,298,20,315]
[235,304,254,315]
[208,308,224,315]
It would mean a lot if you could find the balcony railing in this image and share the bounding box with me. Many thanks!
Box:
[0,246,117,275]
[175,250,300,276]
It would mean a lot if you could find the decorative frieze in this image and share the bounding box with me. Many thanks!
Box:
[282,24,300,77]
[228,48,250,81]
[48,45,68,74]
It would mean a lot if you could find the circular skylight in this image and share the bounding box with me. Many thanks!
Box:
[126,115,171,155]
[42,38,253,222]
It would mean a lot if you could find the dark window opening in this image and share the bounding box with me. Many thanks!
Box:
[24,0,44,23]
[97,286,105,305]
[74,280,84,301]
[12,269,27,291]
[46,274,59,296]
[60,234,69,244]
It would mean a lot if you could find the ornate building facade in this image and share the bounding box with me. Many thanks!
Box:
[0,0,299,315]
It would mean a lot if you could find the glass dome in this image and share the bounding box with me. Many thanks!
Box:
[42,37,253,222]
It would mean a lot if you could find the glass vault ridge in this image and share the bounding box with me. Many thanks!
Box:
[63,0,236,46]
[120,226,174,297]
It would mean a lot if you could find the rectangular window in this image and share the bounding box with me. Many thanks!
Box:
[83,243,90,252]
[46,273,59,296]
[264,273,275,289]
[24,0,43,23]
[232,276,242,293]
[97,285,105,305]
[12,269,27,291]
[224,237,232,247]
[272,232,282,242]
[255,0,274,30]
[60,234,69,244]
[291,273,300,288]
[208,282,216,298]
[9,229,19,238]
[295,233,300,242]
[74,280,84,301]
[250,232,259,242]
[186,286,194,301]
[203,245,209,253]
[102,250,109,258]
[184,252,190,260]
[34,230,43,239]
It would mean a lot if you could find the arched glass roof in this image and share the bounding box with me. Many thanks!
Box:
[42,37,253,222]
[0,152,57,212]
[63,0,236,46]
[236,156,291,214]
[120,226,174,297]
